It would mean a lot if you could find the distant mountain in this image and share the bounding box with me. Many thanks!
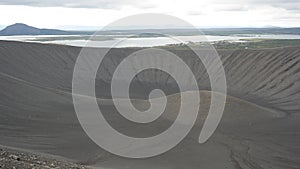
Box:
[0,23,71,36]
[1,23,300,36]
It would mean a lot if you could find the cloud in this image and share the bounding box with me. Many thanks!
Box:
[0,0,299,13]
[213,5,249,11]
[188,11,204,16]
[211,0,300,12]
[0,0,153,9]
[0,0,299,28]
[272,2,300,12]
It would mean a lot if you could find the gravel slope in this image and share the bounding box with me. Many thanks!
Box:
[0,41,299,168]
[0,146,91,169]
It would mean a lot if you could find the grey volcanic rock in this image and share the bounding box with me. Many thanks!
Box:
[0,40,299,168]
[0,23,69,36]
[0,146,91,169]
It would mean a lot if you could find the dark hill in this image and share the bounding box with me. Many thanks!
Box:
[0,23,70,36]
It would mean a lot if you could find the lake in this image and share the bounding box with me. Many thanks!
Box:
[1,34,300,48]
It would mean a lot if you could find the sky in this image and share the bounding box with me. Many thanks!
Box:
[0,0,299,30]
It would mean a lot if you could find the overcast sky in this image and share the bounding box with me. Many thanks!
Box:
[0,0,299,29]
